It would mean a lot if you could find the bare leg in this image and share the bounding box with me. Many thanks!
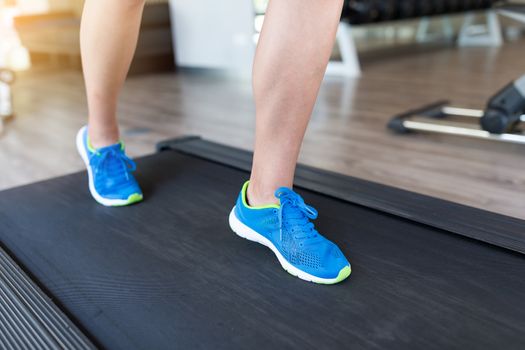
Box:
[80,0,145,148]
[248,0,344,205]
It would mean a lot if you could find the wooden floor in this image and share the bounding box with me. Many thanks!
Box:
[1,39,524,219]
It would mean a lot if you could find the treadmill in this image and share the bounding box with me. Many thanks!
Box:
[0,137,524,349]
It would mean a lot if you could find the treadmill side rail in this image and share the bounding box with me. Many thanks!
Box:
[0,247,96,349]
[158,137,525,255]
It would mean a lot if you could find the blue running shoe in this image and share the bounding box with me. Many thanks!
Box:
[76,126,143,206]
[229,181,351,284]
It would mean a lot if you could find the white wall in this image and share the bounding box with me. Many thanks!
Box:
[169,0,255,72]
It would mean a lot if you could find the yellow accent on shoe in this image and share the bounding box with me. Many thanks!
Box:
[86,134,98,154]
[324,265,351,285]
[241,181,280,210]
[111,193,143,207]
[86,130,124,154]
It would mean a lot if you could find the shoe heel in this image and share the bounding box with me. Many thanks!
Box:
[229,208,271,247]
[229,208,248,239]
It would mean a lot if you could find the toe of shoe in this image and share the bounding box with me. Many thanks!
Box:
[98,181,143,202]
[319,245,351,281]
[125,192,143,205]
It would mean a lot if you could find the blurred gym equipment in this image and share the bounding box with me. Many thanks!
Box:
[388,74,525,144]
[341,0,497,23]
[498,3,525,24]
[332,0,502,77]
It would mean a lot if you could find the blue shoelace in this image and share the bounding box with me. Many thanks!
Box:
[89,146,136,181]
[275,187,320,243]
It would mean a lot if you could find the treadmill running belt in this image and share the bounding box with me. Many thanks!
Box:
[0,140,524,349]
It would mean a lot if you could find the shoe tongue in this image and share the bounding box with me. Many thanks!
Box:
[282,206,311,234]
[96,142,122,154]
[283,205,304,219]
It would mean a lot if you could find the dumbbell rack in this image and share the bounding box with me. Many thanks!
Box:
[388,101,525,145]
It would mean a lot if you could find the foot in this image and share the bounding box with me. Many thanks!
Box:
[76,126,143,206]
[229,181,351,284]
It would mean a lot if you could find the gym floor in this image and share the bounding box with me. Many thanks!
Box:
[1,37,524,219]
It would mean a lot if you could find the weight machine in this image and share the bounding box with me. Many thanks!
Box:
[388,74,525,145]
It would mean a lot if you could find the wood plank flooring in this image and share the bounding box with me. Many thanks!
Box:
[1,40,524,219]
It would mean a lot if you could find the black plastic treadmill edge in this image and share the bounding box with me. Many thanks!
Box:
[158,136,525,255]
[0,245,96,350]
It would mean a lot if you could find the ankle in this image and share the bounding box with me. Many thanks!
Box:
[88,127,119,149]
[246,181,279,207]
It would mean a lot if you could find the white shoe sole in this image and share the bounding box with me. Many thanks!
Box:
[229,208,351,284]
[76,126,142,207]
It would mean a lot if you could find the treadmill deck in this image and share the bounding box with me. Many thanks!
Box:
[0,139,524,349]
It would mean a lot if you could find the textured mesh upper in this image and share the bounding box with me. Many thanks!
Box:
[234,183,350,279]
[289,250,321,269]
[331,246,342,258]
[82,127,141,199]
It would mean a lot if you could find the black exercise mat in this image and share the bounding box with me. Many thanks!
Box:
[0,149,524,349]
